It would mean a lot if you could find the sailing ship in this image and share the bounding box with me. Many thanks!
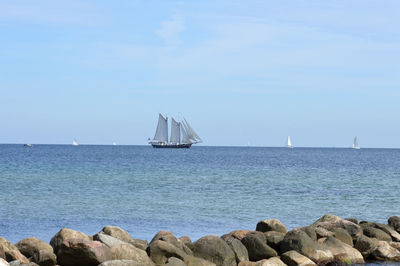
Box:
[72,139,79,146]
[352,136,360,149]
[285,136,293,148]
[149,113,202,148]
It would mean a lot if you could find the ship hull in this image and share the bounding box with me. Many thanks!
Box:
[151,143,192,149]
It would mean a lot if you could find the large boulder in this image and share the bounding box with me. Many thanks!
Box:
[241,232,277,261]
[375,223,400,242]
[149,231,191,255]
[332,228,353,247]
[280,229,333,263]
[31,250,57,266]
[223,237,249,263]
[362,227,392,242]
[311,214,362,240]
[256,219,287,234]
[94,233,127,248]
[263,232,285,253]
[110,244,153,265]
[0,238,29,263]
[15,237,53,259]
[56,238,112,266]
[147,240,187,265]
[98,260,143,266]
[221,230,253,241]
[354,235,379,258]
[280,250,316,266]
[370,241,400,261]
[320,236,364,264]
[192,235,236,266]
[100,226,148,251]
[49,228,92,254]
[388,216,400,233]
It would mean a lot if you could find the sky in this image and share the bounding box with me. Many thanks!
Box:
[0,0,399,147]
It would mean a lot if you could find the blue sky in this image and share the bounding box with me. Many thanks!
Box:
[0,0,399,147]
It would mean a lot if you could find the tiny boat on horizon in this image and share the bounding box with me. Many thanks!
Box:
[352,136,360,149]
[285,136,293,148]
[72,139,79,146]
[24,144,33,147]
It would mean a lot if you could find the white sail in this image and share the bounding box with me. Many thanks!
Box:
[170,118,181,144]
[286,136,293,148]
[112,142,117,146]
[72,139,79,146]
[183,118,202,143]
[180,123,191,144]
[352,136,360,149]
[153,113,168,143]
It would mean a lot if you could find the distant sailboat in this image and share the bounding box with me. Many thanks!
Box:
[24,144,33,147]
[286,136,293,148]
[72,139,79,146]
[149,113,202,148]
[112,142,117,146]
[352,136,360,149]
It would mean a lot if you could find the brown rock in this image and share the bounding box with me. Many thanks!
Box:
[56,239,112,266]
[388,216,400,233]
[354,235,379,258]
[241,232,277,261]
[101,226,148,250]
[32,250,57,266]
[370,241,400,261]
[15,237,53,259]
[256,219,287,234]
[165,257,186,266]
[110,243,153,265]
[332,228,353,247]
[263,231,285,253]
[311,214,362,240]
[224,237,249,263]
[50,228,92,254]
[320,236,364,264]
[0,237,29,263]
[344,218,358,224]
[0,244,5,260]
[281,250,316,266]
[192,235,236,266]
[363,227,392,242]
[147,240,187,265]
[98,260,145,266]
[221,230,253,241]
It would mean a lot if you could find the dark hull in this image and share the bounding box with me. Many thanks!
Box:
[151,143,192,149]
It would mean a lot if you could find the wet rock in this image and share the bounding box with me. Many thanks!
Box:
[192,235,236,266]
[223,237,249,263]
[110,244,153,265]
[15,237,53,260]
[370,241,400,261]
[263,231,285,253]
[241,232,277,261]
[0,238,29,263]
[100,226,148,251]
[363,227,392,242]
[332,228,353,247]
[256,219,287,234]
[388,216,400,233]
[98,260,143,266]
[165,257,186,266]
[56,239,111,266]
[354,235,379,258]
[280,229,333,263]
[147,240,187,265]
[320,236,364,264]
[94,233,127,248]
[281,250,316,266]
[31,250,57,266]
[49,228,92,255]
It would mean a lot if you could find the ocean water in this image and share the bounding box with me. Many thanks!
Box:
[1,145,399,248]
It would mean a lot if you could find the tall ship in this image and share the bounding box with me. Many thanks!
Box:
[149,114,202,148]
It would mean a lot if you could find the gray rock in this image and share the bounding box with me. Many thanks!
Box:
[49,228,92,255]
[224,237,249,263]
[344,218,358,224]
[31,250,57,266]
[192,235,236,266]
[147,240,187,265]
[100,226,148,251]
[388,216,400,233]
[8,261,38,266]
[374,223,400,242]
[0,258,9,266]
[241,232,277,261]
[281,250,316,266]
[320,236,364,264]
[370,241,400,261]
[363,227,392,242]
[0,238,29,263]
[149,231,192,255]
[110,244,153,265]
[256,219,287,234]
[98,260,143,266]
[311,214,362,240]
[354,235,379,258]
[332,228,353,247]
[94,233,127,248]
[263,231,285,253]
[56,239,112,266]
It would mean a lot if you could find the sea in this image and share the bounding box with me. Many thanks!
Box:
[1,144,399,263]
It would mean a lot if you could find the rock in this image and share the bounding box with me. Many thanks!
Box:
[221,230,253,241]
[388,216,400,233]
[363,227,392,242]
[32,250,57,266]
[390,241,400,251]
[241,232,277,261]
[100,226,148,251]
[370,241,400,261]
[320,236,364,264]
[311,214,362,240]
[256,219,287,234]
[98,260,143,266]
[49,228,92,254]
[299,227,317,241]
[354,235,379,258]
[179,236,192,245]
[223,237,249,263]
[332,228,353,247]
[147,240,187,265]
[56,239,112,266]
[344,218,358,224]
[263,231,285,253]
[0,238,29,263]
[192,235,236,266]
[94,233,127,248]
[280,250,316,266]
[8,261,38,266]
[280,229,333,263]
[314,228,333,239]
[110,244,153,265]
[374,223,400,242]
[238,257,286,266]
[185,256,216,266]
[15,237,53,260]
[165,257,186,266]
[149,231,191,255]
[0,258,9,266]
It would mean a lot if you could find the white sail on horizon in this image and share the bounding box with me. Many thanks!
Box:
[352,136,360,149]
[170,118,181,144]
[153,114,168,143]
[72,139,79,146]
[183,118,202,143]
[286,136,293,148]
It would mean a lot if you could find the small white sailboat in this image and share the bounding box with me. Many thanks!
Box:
[352,136,360,149]
[286,136,293,148]
[112,142,117,146]
[72,139,79,146]
[24,144,33,147]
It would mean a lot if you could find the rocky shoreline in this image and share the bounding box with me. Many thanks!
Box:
[1,214,400,266]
